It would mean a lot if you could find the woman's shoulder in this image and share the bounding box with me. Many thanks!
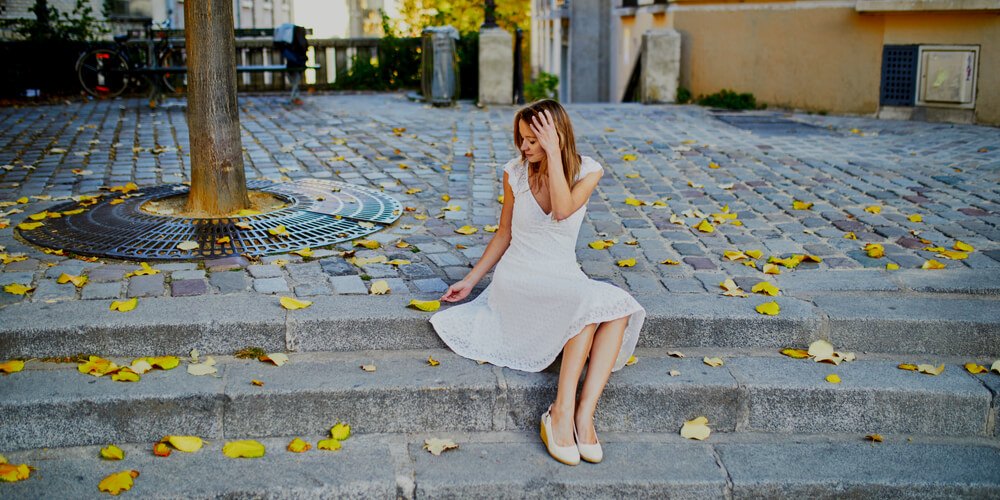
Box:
[502,156,525,175]
[577,155,604,178]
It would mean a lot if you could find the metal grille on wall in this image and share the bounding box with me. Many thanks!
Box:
[880,45,918,106]
[17,179,403,261]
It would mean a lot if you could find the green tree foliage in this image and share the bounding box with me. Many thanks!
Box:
[396,0,529,36]
[0,0,108,41]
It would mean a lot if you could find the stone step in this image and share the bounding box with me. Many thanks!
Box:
[1,292,999,358]
[2,432,998,499]
[3,349,996,451]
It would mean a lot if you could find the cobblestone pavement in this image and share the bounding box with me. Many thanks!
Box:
[0,93,998,309]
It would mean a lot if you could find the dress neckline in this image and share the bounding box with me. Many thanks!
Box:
[521,156,593,218]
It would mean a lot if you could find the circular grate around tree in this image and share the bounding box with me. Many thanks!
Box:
[17,179,403,260]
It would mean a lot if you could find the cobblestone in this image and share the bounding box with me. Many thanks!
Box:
[0,95,997,310]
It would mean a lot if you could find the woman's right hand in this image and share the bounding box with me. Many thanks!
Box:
[440,279,474,302]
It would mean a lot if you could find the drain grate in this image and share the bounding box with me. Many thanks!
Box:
[17,179,403,260]
[713,113,834,136]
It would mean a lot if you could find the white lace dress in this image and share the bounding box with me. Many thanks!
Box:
[429,155,646,372]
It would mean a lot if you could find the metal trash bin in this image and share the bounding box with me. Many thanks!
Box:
[421,26,460,106]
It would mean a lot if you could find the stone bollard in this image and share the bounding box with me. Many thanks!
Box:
[478,27,513,106]
[641,29,682,104]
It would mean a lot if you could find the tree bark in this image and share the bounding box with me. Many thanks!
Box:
[184,0,250,216]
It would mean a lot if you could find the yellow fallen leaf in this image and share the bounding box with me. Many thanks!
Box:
[98,470,138,495]
[111,368,140,382]
[408,299,441,312]
[387,259,411,266]
[863,243,884,258]
[370,280,390,295]
[109,182,138,194]
[223,440,265,458]
[625,173,641,178]
[455,225,478,235]
[176,240,199,251]
[844,232,857,240]
[484,224,498,233]
[17,221,43,230]
[923,246,946,253]
[625,355,638,366]
[187,356,217,376]
[110,298,138,312]
[624,197,646,206]
[260,353,289,366]
[423,438,459,455]
[280,296,312,310]
[792,200,813,210]
[100,445,125,460]
[164,435,203,452]
[125,262,160,278]
[0,462,31,482]
[617,258,636,267]
[936,250,967,260]
[695,219,714,233]
[916,363,945,376]
[268,225,290,237]
[825,374,841,384]
[78,356,118,377]
[708,162,720,169]
[353,239,381,249]
[964,363,987,374]
[405,187,422,195]
[780,348,809,359]
[317,438,342,451]
[680,416,711,440]
[292,248,313,257]
[807,339,841,365]
[864,206,882,214]
[16,197,29,204]
[622,153,638,161]
[57,273,88,288]
[588,239,615,250]
[898,363,918,371]
[866,434,884,443]
[703,357,724,367]
[723,250,748,261]
[441,194,451,202]
[755,301,780,315]
[908,214,922,223]
[669,370,681,377]
[4,283,33,295]
[0,360,25,374]
[234,222,252,230]
[28,211,49,221]
[669,214,686,226]
[751,281,780,296]
[687,181,704,189]
[953,241,974,252]
[360,364,376,372]
[661,259,680,265]
[667,351,685,358]
[252,379,264,386]
[886,263,900,270]
[236,209,261,216]
[427,355,441,366]
[922,259,946,270]
[287,438,311,453]
[330,422,351,440]
[357,221,376,229]
[413,214,428,220]
[719,279,748,298]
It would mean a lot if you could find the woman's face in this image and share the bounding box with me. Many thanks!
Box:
[518,119,545,162]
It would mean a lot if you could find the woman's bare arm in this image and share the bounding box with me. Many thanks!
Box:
[440,171,516,301]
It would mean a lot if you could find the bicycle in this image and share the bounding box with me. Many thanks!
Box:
[75,17,185,98]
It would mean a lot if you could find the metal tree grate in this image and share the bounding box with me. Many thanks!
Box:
[880,45,918,107]
[17,179,403,260]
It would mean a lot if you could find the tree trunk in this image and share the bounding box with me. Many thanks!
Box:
[184,0,250,216]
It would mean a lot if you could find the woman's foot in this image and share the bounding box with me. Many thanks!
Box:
[549,404,576,447]
[574,410,603,463]
[540,404,579,466]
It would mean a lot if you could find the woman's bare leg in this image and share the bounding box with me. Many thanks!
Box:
[575,316,628,444]
[550,323,597,446]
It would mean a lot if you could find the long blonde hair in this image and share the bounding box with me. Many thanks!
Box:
[513,99,581,191]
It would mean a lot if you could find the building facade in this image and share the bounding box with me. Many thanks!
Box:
[532,0,1000,125]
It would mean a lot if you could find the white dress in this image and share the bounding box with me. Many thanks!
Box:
[429,155,646,372]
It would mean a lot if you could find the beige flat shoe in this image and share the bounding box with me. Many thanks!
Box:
[540,405,580,466]
[575,424,603,464]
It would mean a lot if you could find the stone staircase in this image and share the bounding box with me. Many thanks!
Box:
[2,291,999,498]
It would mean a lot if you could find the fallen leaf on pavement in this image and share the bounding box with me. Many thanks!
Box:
[680,416,711,440]
[423,438,459,455]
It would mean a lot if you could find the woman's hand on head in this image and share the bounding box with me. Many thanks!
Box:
[529,109,561,157]
[440,279,474,302]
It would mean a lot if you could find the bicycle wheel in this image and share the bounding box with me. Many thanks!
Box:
[157,47,186,94]
[76,48,130,97]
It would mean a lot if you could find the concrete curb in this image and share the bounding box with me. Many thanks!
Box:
[1,350,995,451]
[1,292,999,358]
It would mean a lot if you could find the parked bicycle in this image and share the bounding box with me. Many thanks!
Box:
[75,17,184,98]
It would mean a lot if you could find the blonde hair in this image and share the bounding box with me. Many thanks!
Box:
[513,99,581,190]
